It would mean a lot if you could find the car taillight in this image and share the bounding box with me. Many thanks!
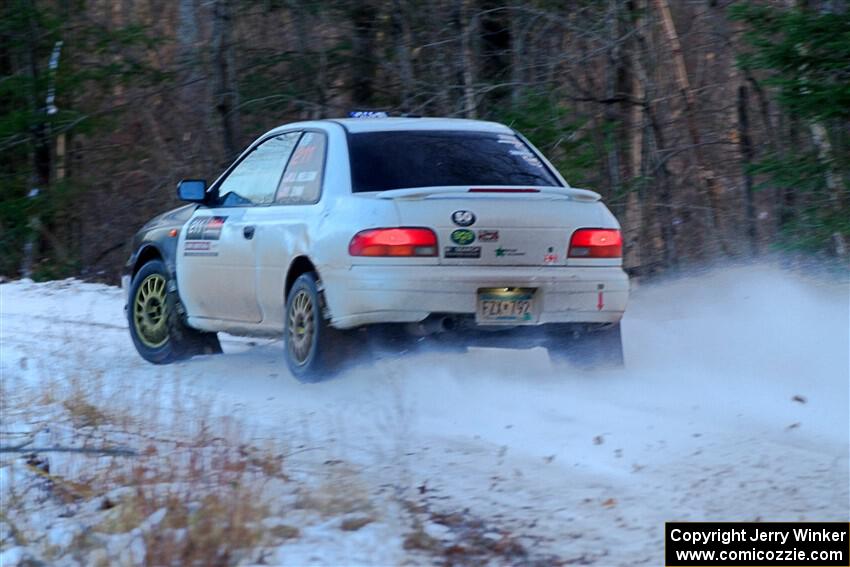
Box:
[349,228,438,257]
[568,228,622,258]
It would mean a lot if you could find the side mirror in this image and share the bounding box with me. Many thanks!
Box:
[177,179,207,203]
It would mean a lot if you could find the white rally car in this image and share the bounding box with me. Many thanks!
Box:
[123,117,628,380]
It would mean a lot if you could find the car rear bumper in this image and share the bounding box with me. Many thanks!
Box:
[322,265,629,329]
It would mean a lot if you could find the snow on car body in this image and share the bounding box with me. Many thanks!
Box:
[123,117,629,380]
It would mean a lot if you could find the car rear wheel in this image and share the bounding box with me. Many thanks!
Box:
[128,260,221,364]
[284,272,349,382]
[546,322,624,368]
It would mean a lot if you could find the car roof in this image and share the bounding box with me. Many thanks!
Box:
[329,117,514,134]
[263,117,515,137]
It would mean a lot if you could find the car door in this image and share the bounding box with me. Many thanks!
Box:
[252,130,329,327]
[177,133,300,322]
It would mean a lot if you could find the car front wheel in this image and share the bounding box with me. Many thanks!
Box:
[128,259,221,364]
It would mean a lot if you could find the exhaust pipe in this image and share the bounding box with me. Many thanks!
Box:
[406,316,452,336]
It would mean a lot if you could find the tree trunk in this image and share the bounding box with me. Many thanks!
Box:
[737,84,757,256]
[630,3,677,270]
[809,122,847,256]
[744,73,781,241]
[177,0,212,172]
[791,0,846,257]
[458,0,477,118]
[212,0,240,161]
[509,0,525,108]
[351,2,377,107]
[654,0,729,257]
[392,0,415,112]
[604,0,622,201]
[623,0,646,272]
[21,3,51,278]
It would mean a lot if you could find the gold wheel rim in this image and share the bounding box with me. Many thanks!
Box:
[288,290,315,365]
[133,274,169,348]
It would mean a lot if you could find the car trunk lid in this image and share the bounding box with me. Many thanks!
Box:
[372,186,611,267]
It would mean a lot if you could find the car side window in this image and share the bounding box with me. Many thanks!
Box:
[216,133,300,206]
[275,131,327,205]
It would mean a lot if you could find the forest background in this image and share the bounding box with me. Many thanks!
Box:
[1,0,848,281]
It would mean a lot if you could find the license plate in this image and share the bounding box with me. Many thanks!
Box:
[476,288,537,325]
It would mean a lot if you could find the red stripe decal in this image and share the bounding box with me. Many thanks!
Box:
[468,188,540,193]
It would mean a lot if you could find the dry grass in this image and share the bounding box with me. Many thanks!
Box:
[62,391,111,428]
[1,392,284,565]
[0,285,555,566]
[294,466,374,518]
[0,325,302,567]
[0,326,419,567]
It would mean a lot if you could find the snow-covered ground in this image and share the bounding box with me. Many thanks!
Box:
[1,265,848,565]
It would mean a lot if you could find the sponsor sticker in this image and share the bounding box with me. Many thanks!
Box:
[444,246,481,259]
[450,229,476,246]
[478,230,499,242]
[186,216,227,241]
[295,170,318,182]
[184,240,218,257]
[288,144,316,166]
[451,210,476,227]
[496,134,544,168]
[495,246,525,257]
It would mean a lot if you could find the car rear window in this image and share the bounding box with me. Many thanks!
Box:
[348,130,561,192]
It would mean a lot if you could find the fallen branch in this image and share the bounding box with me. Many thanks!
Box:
[0,446,137,456]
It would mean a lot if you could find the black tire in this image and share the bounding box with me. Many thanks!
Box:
[546,322,624,368]
[284,272,348,382]
[127,259,221,364]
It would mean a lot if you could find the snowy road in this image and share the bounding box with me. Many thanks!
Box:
[1,265,848,565]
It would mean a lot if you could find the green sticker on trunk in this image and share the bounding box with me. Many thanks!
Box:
[450,229,476,245]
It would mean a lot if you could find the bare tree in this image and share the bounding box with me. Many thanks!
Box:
[212,0,239,161]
